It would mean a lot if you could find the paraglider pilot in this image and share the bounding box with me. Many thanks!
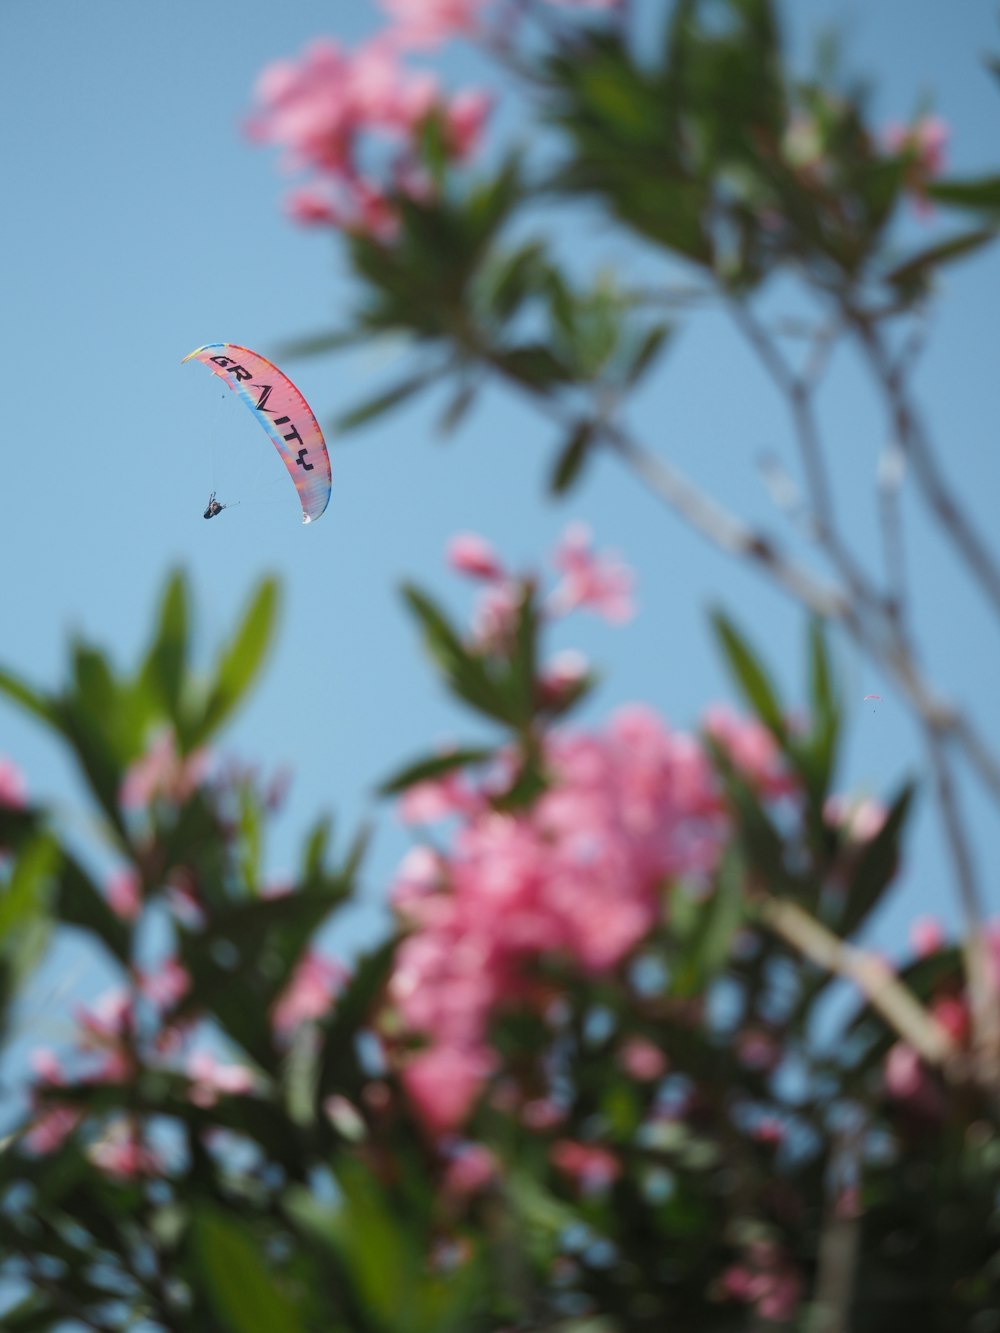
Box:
[203,491,226,520]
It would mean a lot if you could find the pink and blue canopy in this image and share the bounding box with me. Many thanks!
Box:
[183,343,331,524]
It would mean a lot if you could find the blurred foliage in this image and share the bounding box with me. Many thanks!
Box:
[3,0,1000,1328]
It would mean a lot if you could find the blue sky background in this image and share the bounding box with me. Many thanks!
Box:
[3,0,999,1031]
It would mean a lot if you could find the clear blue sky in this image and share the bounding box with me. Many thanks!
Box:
[3,0,999,1017]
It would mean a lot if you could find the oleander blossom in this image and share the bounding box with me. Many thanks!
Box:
[0,757,26,809]
[389,705,730,1132]
[248,35,492,239]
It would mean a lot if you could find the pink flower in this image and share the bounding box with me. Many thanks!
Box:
[619,1037,667,1082]
[380,0,483,48]
[752,1116,785,1145]
[187,1050,256,1107]
[88,1122,164,1180]
[550,1139,621,1193]
[30,1047,65,1085]
[399,768,481,826]
[392,844,446,919]
[272,950,347,1037]
[910,915,945,957]
[883,115,949,217]
[446,90,492,159]
[106,869,142,921]
[884,1041,945,1117]
[538,650,589,710]
[249,34,491,241]
[549,523,635,623]
[386,706,730,1130]
[442,1142,498,1196]
[139,957,191,1012]
[824,794,887,844]
[470,579,523,652]
[0,757,26,808]
[702,705,796,800]
[286,184,341,226]
[119,730,208,810]
[447,532,505,581]
[403,1043,495,1134]
[722,1243,802,1322]
[24,1104,83,1155]
[884,115,949,177]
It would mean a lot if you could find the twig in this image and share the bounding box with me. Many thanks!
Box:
[812,1112,866,1333]
[851,313,1000,622]
[925,727,1000,1087]
[758,896,956,1067]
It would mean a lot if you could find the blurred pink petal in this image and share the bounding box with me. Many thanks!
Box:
[403,1043,495,1135]
[272,949,347,1037]
[0,757,26,808]
[550,1139,621,1193]
[447,531,505,581]
[549,522,635,623]
[380,0,482,48]
[187,1050,257,1107]
[106,869,142,921]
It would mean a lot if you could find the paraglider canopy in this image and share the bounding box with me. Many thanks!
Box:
[183,343,331,524]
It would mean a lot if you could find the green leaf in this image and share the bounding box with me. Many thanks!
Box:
[710,609,787,739]
[402,584,512,722]
[437,380,478,437]
[301,813,334,883]
[315,941,396,1103]
[926,175,1000,214]
[194,579,280,744]
[549,420,597,496]
[278,328,367,359]
[837,780,916,940]
[193,1208,305,1333]
[484,241,548,323]
[0,666,58,728]
[885,228,997,294]
[623,321,673,387]
[508,583,539,728]
[140,569,190,724]
[378,746,496,797]
[56,854,131,966]
[671,847,747,996]
[495,343,573,394]
[333,371,432,434]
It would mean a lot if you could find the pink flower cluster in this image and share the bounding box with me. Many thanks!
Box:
[247,35,491,239]
[390,705,733,1133]
[448,524,635,656]
[721,1240,802,1322]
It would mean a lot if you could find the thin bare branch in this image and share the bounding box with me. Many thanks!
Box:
[852,314,1000,621]
[759,896,956,1067]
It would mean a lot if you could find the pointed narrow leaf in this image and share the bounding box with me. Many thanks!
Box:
[0,666,57,728]
[837,780,916,939]
[550,420,597,495]
[378,746,496,796]
[193,1209,305,1333]
[885,228,996,292]
[195,579,280,742]
[711,610,787,739]
[333,372,431,433]
[141,569,190,721]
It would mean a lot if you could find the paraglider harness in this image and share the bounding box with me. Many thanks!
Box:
[203,491,227,519]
